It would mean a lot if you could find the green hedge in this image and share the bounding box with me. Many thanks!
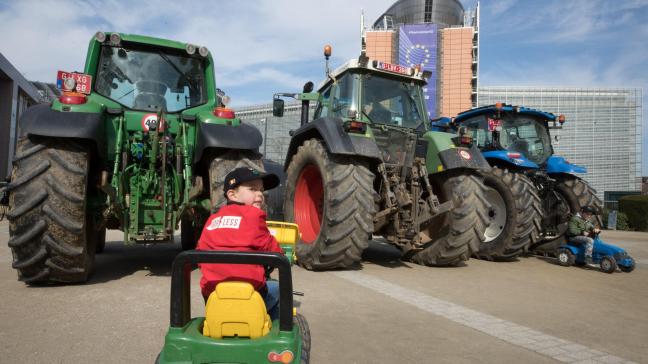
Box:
[619,195,648,232]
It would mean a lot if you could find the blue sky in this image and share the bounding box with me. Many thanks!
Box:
[0,0,646,174]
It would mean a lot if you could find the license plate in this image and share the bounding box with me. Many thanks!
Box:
[56,71,93,94]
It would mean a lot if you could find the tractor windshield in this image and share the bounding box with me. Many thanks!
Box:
[463,115,553,164]
[360,74,426,129]
[94,45,207,112]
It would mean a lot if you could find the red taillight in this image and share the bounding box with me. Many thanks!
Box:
[213,107,235,119]
[268,350,294,363]
[344,120,366,133]
[59,92,87,105]
[558,114,566,124]
[507,152,522,159]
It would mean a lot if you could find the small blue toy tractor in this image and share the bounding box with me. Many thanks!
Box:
[556,235,636,273]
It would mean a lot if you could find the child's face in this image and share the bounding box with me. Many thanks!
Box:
[227,179,265,209]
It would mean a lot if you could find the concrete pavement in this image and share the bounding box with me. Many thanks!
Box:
[0,222,646,363]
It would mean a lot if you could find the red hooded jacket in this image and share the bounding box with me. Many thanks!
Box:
[197,203,282,298]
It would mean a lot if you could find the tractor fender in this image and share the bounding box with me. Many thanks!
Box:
[482,150,539,169]
[283,117,381,169]
[546,155,586,175]
[193,121,263,164]
[17,104,106,161]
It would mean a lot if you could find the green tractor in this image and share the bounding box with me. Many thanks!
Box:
[272,50,491,270]
[5,32,265,284]
[157,246,309,363]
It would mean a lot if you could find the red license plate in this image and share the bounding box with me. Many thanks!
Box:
[56,71,93,94]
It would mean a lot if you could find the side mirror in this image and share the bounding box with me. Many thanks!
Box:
[273,98,285,117]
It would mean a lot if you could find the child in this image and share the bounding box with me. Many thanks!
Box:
[567,206,600,266]
[197,167,282,319]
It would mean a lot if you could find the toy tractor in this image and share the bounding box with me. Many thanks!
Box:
[272,49,491,270]
[4,32,265,284]
[157,250,310,363]
[557,234,636,273]
[434,104,602,259]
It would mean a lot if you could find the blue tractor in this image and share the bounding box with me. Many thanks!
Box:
[433,104,602,259]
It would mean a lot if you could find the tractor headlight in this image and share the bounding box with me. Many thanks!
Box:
[199,46,209,57]
[186,44,196,55]
[109,33,121,46]
[95,31,106,43]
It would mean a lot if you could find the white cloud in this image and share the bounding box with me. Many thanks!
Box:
[488,0,518,16]
[0,0,394,82]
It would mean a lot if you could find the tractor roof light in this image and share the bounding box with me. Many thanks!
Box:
[95,31,106,43]
[198,46,209,57]
[495,102,503,110]
[324,44,332,59]
[558,114,566,124]
[109,33,121,46]
[185,44,196,55]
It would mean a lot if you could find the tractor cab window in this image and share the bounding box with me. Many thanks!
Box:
[314,85,332,119]
[462,114,553,164]
[499,117,552,164]
[95,45,207,112]
[328,73,358,119]
[360,74,426,129]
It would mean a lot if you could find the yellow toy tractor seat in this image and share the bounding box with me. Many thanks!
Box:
[202,281,271,339]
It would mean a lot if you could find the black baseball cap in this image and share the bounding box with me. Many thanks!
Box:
[223,167,280,196]
[581,206,597,214]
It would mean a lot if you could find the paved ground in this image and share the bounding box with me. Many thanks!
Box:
[0,220,646,364]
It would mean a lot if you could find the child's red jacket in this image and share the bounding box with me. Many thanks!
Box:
[197,203,282,298]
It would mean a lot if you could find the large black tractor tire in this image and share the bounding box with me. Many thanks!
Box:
[295,313,311,363]
[477,168,543,260]
[7,136,95,284]
[410,173,489,266]
[207,150,264,213]
[532,176,603,255]
[284,139,375,270]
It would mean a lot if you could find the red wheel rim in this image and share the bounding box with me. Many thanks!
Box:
[294,164,323,243]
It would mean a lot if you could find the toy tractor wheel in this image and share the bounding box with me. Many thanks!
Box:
[7,136,95,284]
[619,257,635,273]
[600,256,617,273]
[295,313,311,363]
[478,168,542,260]
[410,173,489,266]
[556,249,575,267]
[532,176,603,255]
[284,139,374,270]
[208,150,264,213]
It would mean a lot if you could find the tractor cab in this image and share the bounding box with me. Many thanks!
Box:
[450,104,563,167]
[313,58,431,131]
[94,44,207,113]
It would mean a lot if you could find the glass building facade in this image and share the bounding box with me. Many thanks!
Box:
[373,0,465,29]
[478,87,643,201]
